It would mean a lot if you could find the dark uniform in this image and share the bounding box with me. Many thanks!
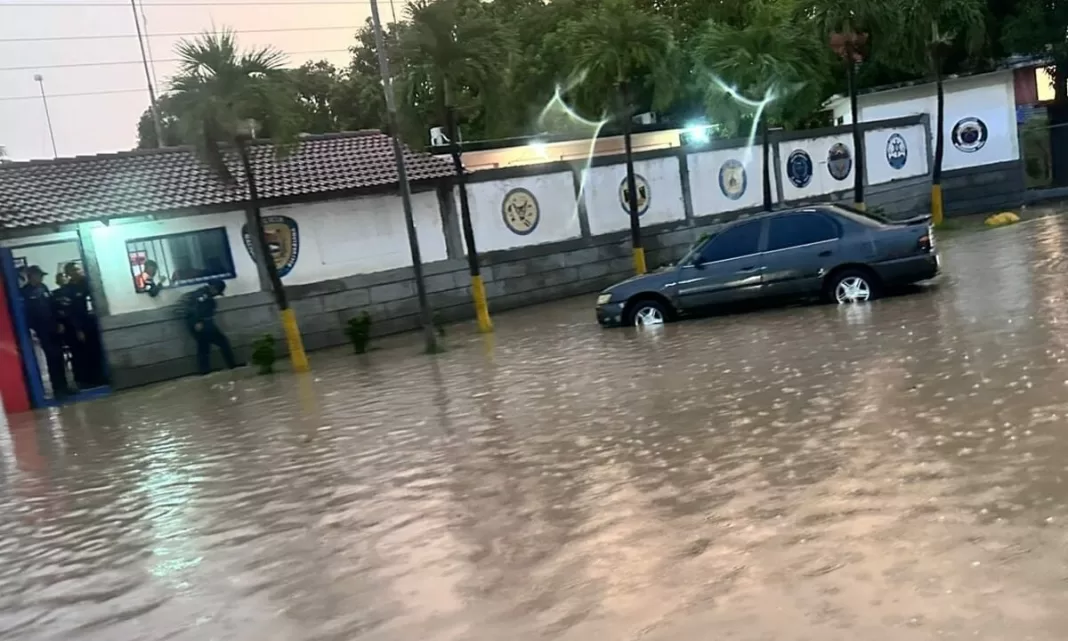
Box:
[20,270,70,397]
[179,279,235,375]
[55,276,105,387]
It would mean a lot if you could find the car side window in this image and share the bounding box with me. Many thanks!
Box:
[699,220,762,263]
[766,213,839,252]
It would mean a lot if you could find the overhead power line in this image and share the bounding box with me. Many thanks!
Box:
[1,1,372,5]
[0,47,349,71]
[0,24,362,43]
[0,87,146,101]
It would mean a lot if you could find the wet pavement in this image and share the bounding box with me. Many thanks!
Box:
[5,216,1068,640]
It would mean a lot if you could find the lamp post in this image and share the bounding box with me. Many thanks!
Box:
[368,0,440,354]
[33,74,57,159]
[130,0,165,147]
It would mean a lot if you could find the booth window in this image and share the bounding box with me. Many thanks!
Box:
[126,227,236,293]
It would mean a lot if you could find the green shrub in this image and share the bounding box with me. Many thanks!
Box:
[250,334,276,375]
[345,312,372,354]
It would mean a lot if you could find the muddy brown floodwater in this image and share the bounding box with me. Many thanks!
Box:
[5,217,1068,640]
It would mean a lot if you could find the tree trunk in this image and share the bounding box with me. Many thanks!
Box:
[443,84,492,332]
[621,85,645,275]
[846,53,865,209]
[238,140,309,372]
[761,114,772,212]
[931,50,946,226]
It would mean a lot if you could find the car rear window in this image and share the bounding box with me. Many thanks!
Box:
[828,204,891,227]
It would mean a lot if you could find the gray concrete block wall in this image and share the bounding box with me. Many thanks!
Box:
[867,175,931,218]
[942,160,1025,217]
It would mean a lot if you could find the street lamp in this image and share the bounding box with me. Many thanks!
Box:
[33,74,58,159]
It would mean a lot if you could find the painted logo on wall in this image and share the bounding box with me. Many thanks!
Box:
[886,133,908,170]
[951,117,988,153]
[618,174,651,216]
[827,143,853,181]
[786,149,813,188]
[718,159,747,200]
[241,214,300,278]
[501,187,540,235]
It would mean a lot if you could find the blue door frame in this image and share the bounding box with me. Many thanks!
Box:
[0,246,112,409]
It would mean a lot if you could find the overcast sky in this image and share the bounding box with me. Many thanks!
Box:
[1,0,371,161]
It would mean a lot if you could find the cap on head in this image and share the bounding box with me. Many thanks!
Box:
[26,265,47,277]
[207,278,226,295]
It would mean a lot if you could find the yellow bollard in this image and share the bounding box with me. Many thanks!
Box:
[853,201,866,211]
[280,308,309,373]
[632,247,647,275]
[931,184,944,227]
[471,274,493,333]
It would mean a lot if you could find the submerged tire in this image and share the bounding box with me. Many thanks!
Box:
[624,298,670,327]
[827,268,877,304]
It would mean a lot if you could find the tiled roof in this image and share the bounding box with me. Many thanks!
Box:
[0,131,455,229]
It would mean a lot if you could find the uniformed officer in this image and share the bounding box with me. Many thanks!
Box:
[179,279,235,375]
[20,265,70,398]
[55,261,105,388]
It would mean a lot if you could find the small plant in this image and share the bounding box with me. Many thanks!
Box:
[250,334,276,375]
[346,312,372,354]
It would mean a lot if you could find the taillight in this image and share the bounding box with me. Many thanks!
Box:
[918,234,932,252]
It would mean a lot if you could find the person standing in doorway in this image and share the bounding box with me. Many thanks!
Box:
[179,279,236,375]
[56,261,105,388]
[20,266,70,398]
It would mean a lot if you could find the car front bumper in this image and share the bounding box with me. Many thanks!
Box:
[596,301,627,327]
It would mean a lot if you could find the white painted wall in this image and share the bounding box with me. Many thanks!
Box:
[686,145,771,217]
[856,71,1018,171]
[265,191,447,285]
[91,211,259,315]
[584,156,685,235]
[460,171,581,253]
[2,234,83,287]
[778,132,857,202]
[863,123,929,185]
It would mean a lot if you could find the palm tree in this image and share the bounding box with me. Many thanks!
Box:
[397,0,503,332]
[168,29,310,372]
[566,0,675,275]
[892,0,984,225]
[804,0,891,212]
[694,0,826,211]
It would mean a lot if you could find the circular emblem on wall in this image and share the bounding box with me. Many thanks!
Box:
[618,174,651,216]
[827,142,853,181]
[951,117,988,153]
[241,214,300,278]
[786,149,813,188]
[500,187,540,236]
[886,133,908,170]
[718,159,747,200]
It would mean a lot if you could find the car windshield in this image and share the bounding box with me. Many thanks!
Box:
[678,233,714,265]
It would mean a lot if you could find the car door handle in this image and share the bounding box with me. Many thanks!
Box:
[818,250,832,257]
[738,265,759,272]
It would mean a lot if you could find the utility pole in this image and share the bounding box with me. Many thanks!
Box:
[33,74,57,158]
[130,0,164,147]
[368,0,439,354]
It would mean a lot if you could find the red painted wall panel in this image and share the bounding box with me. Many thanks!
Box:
[0,273,30,414]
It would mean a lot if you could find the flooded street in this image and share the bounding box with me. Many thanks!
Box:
[6,216,1068,640]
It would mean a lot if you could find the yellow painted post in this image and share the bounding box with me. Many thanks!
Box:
[280,308,309,373]
[853,201,866,212]
[632,247,647,274]
[471,274,493,333]
[931,184,944,226]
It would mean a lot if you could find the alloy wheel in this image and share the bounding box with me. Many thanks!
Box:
[835,276,871,304]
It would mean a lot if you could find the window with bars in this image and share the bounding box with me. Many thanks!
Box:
[125,227,236,294]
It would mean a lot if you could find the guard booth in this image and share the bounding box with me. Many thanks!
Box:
[0,239,111,410]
